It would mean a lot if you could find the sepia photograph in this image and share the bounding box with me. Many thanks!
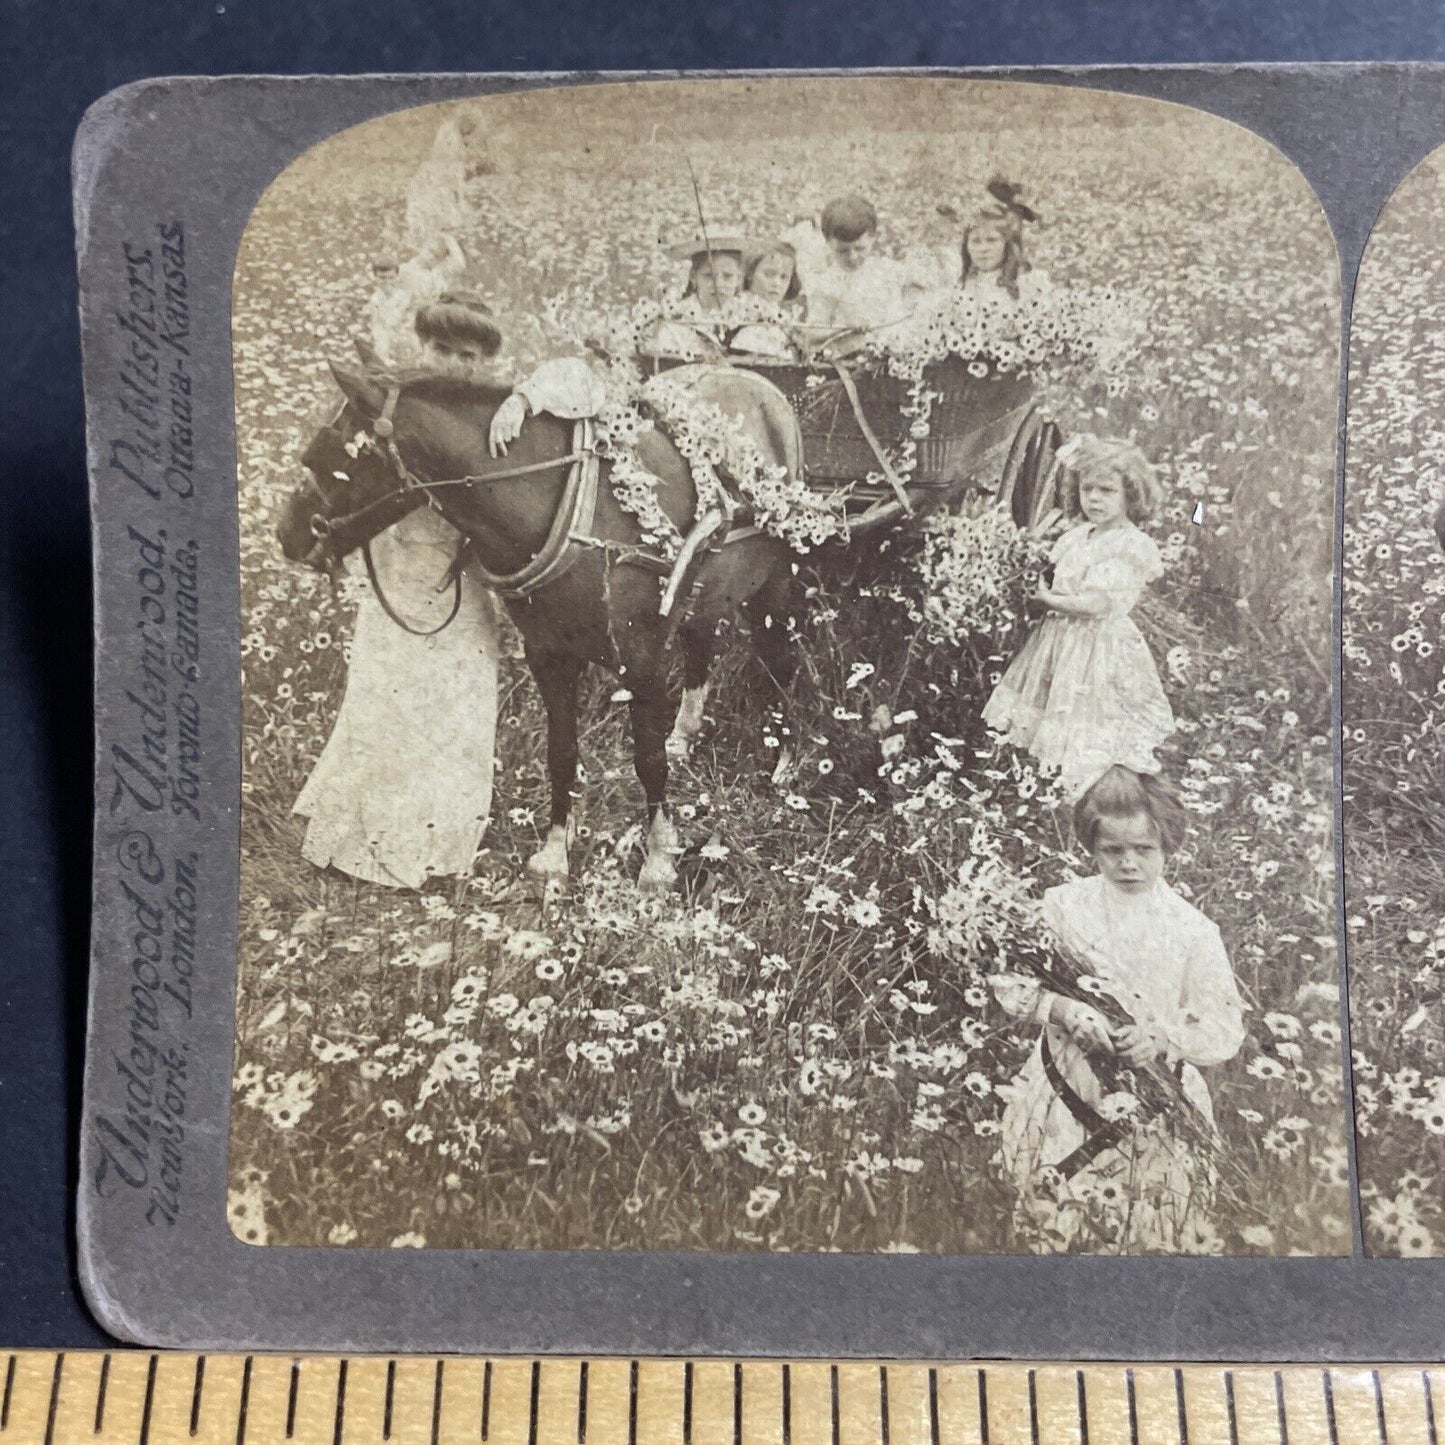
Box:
[1343,146,1445,1257]
[227,76,1350,1257]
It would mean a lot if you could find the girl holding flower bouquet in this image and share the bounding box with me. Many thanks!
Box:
[989,767,1246,1253]
[982,434,1174,798]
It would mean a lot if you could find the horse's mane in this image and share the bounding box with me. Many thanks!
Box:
[397,369,515,410]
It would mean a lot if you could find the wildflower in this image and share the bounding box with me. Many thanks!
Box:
[261,1072,317,1131]
[745,1185,781,1220]
[504,930,553,962]
[1263,1012,1302,1040]
[390,1233,427,1248]
[849,898,883,928]
[1097,1092,1139,1123]
[451,974,487,1005]
[1261,1122,1305,1157]
[1399,1225,1437,1258]
[738,1101,767,1127]
[327,1222,358,1246]
[699,1123,730,1154]
[1247,1055,1287,1082]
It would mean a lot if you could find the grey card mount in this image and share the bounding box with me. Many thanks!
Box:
[73,66,1445,1355]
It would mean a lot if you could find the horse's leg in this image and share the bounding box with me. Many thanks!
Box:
[628,665,681,891]
[743,564,798,696]
[524,650,584,881]
[743,566,799,785]
[666,622,714,760]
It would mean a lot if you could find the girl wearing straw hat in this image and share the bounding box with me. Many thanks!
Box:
[646,228,754,358]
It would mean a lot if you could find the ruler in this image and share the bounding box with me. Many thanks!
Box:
[0,1353,1439,1445]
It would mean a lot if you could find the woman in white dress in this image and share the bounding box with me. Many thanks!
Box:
[293,284,505,889]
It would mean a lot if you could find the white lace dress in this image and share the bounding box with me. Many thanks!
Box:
[982,521,1174,797]
[293,275,502,889]
[293,508,502,890]
[404,118,469,249]
[991,875,1246,1253]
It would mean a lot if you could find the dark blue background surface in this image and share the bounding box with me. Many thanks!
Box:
[5,1,1443,1349]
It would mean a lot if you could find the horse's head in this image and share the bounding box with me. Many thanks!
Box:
[279,360,421,574]
[280,356,574,582]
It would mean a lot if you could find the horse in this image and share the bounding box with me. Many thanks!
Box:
[277,360,802,890]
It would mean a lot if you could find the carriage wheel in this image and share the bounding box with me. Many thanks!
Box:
[1000,409,1063,529]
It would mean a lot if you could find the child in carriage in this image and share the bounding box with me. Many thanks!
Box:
[989,765,1246,1253]
[643,230,754,359]
[957,176,1041,299]
[981,434,1174,799]
[728,240,806,359]
[783,194,918,339]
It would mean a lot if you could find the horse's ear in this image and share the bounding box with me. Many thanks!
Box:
[329,359,387,418]
[353,337,385,372]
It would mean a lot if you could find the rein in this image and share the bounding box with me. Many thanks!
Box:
[360,539,463,638]
[308,384,597,623]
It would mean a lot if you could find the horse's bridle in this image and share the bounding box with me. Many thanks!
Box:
[302,383,594,633]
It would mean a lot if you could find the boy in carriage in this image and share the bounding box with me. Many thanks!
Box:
[783,194,936,344]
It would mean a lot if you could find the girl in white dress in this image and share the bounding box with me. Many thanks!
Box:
[404,114,472,250]
[293,286,505,889]
[957,177,1040,298]
[981,434,1174,798]
[645,231,753,359]
[362,236,467,372]
[989,767,1246,1253]
[729,241,805,359]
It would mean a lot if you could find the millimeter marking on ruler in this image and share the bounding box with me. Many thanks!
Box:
[2,1355,1445,1445]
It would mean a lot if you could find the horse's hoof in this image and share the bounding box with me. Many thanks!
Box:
[638,858,678,893]
[769,748,797,787]
[526,848,570,881]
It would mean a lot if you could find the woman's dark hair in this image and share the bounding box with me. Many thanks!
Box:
[958,221,1026,298]
[413,291,502,356]
[1073,766,1188,856]
[820,194,878,243]
[744,243,802,303]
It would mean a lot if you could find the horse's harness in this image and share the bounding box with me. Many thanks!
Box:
[307,383,761,637]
